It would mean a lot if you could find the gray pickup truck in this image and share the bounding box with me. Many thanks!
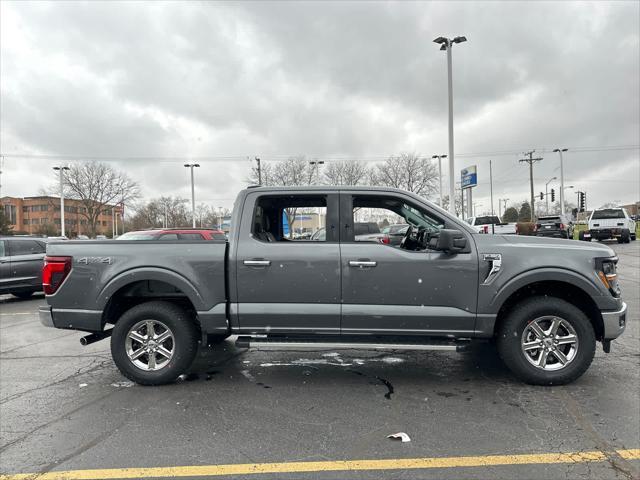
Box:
[40,186,627,386]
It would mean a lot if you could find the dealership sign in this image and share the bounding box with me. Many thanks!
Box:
[461,165,477,189]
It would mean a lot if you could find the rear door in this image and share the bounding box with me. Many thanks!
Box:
[340,192,479,336]
[6,239,46,290]
[0,240,11,292]
[235,192,341,334]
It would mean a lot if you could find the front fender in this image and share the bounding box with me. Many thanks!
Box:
[486,267,603,313]
[97,267,206,311]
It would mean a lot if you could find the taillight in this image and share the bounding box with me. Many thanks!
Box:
[534,224,540,231]
[483,225,489,234]
[43,256,72,295]
[560,223,565,230]
[379,235,390,245]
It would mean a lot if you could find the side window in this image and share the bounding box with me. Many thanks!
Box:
[159,233,179,240]
[252,195,328,243]
[8,240,44,255]
[179,233,204,240]
[212,233,227,241]
[0,241,5,257]
[348,195,445,248]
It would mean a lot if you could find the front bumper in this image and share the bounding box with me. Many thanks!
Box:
[601,302,627,339]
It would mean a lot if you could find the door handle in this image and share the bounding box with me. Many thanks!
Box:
[349,260,377,268]
[243,259,271,267]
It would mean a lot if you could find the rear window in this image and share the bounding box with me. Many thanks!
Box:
[592,209,625,219]
[475,216,501,225]
[538,216,561,223]
[159,233,179,240]
[212,233,227,241]
[354,223,380,235]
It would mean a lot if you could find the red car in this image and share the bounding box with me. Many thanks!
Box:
[116,228,226,241]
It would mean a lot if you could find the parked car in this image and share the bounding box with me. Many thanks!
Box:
[40,186,626,386]
[580,208,636,243]
[311,223,388,243]
[115,228,227,241]
[535,215,573,239]
[96,235,108,240]
[466,216,517,235]
[0,236,46,298]
[381,223,410,245]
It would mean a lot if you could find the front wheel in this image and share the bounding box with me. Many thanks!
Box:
[111,301,199,385]
[497,297,595,385]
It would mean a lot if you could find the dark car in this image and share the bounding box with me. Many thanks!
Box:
[535,215,573,239]
[0,237,47,298]
[381,223,409,245]
[116,228,227,241]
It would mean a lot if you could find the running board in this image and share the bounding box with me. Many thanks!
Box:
[235,336,471,352]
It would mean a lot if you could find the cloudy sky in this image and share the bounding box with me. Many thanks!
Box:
[1,0,639,214]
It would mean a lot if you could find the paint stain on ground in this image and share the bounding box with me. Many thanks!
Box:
[376,376,394,400]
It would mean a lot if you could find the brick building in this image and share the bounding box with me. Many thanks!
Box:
[1,196,116,237]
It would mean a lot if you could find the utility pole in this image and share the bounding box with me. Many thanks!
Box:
[52,166,70,236]
[255,157,262,185]
[184,163,200,228]
[489,160,494,216]
[519,150,543,222]
[309,160,325,184]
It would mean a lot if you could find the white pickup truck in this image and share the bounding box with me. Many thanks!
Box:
[466,216,517,235]
[580,208,636,243]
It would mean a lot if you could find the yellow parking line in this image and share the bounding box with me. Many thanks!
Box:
[1,449,638,479]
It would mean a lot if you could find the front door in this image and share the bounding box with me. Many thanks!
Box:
[340,192,479,336]
[235,192,341,334]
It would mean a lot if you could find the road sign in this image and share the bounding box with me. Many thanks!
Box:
[461,165,477,189]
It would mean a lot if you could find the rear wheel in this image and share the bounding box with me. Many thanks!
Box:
[111,301,199,385]
[622,230,631,243]
[497,297,595,385]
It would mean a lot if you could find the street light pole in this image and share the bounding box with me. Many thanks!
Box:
[553,148,568,215]
[184,163,200,228]
[52,166,70,237]
[545,176,557,214]
[309,160,325,184]
[431,154,447,207]
[434,35,467,216]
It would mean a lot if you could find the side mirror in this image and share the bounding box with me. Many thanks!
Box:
[435,229,467,254]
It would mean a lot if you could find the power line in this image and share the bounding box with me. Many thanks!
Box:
[1,144,638,163]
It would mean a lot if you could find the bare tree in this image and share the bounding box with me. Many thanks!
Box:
[372,152,438,198]
[323,160,370,186]
[59,162,139,236]
[127,196,189,230]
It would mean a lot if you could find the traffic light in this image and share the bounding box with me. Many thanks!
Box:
[540,192,544,200]
[578,192,586,212]
[550,188,555,202]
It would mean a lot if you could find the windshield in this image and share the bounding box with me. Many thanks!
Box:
[592,209,625,219]
[116,232,158,240]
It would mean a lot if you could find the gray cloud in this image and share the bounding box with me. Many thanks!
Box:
[1,0,638,212]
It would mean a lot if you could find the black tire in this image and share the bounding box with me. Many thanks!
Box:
[622,230,631,244]
[632,234,636,241]
[11,291,35,299]
[111,301,199,386]
[617,237,624,244]
[496,297,596,386]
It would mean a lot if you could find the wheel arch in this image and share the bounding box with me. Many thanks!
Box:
[492,280,604,341]
[99,268,205,328]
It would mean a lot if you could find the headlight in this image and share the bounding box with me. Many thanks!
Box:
[596,257,620,297]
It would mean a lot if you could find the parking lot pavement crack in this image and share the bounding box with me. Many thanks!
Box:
[0,387,122,454]
[0,359,110,406]
[559,388,636,479]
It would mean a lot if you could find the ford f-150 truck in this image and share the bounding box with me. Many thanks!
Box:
[40,186,627,386]
[579,208,636,243]
[465,216,517,235]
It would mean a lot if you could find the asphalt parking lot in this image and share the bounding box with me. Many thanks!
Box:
[1,242,638,480]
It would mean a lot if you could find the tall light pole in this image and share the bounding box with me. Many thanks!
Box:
[553,148,568,215]
[434,35,467,215]
[545,176,557,214]
[52,166,70,236]
[431,154,447,207]
[184,163,200,228]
